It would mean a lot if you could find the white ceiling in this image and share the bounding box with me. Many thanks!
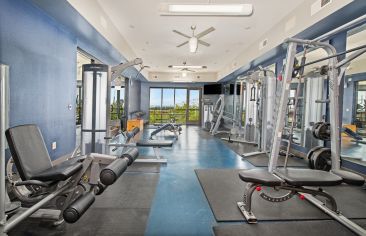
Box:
[96,0,305,76]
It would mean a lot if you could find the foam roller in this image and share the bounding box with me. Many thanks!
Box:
[100,158,129,185]
[63,191,95,223]
[121,147,139,166]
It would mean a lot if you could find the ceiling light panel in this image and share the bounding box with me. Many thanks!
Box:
[160,3,253,16]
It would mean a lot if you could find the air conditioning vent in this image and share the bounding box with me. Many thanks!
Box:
[311,0,332,16]
[321,0,331,7]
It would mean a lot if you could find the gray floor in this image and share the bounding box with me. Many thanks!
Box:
[126,162,161,173]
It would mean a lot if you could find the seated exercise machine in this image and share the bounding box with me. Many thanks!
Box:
[0,59,146,234]
[237,38,366,236]
[4,124,139,231]
[150,123,182,140]
[109,127,173,164]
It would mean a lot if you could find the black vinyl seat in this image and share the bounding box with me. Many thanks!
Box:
[136,140,173,147]
[31,158,82,182]
[331,169,365,186]
[6,124,82,182]
[239,169,283,186]
[274,168,343,187]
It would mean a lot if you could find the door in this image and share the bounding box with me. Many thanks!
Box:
[187,88,201,125]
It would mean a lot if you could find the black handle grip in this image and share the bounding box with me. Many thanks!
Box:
[126,127,140,140]
[63,191,95,223]
[100,158,129,185]
[121,147,139,166]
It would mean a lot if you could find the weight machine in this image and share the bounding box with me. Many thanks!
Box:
[220,67,277,157]
[237,38,366,236]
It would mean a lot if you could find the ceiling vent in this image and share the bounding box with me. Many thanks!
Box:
[311,0,332,16]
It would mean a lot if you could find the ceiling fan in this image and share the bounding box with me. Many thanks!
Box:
[173,26,215,53]
[169,61,207,77]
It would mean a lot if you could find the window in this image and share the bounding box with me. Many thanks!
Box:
[149,88,162,123]
[149,88,201,124]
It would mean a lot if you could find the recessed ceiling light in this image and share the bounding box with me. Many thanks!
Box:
[160,3,253,16]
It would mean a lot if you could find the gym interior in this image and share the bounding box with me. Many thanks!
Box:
[1,1,366,235]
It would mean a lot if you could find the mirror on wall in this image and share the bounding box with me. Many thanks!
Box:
[282,48,328,148]
[341,23,366,165]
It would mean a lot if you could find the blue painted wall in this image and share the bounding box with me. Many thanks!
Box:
[0,0,77,159]
[0,0,145,160]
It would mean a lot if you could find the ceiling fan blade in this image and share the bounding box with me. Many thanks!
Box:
[198,40,210,47]
[187,69,196,73]
[177,41,189,47]
[196,27,215,39]
[173,30,191,39]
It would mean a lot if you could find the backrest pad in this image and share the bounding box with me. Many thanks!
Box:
[5,124,52,180]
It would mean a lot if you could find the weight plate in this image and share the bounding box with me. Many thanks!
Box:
[316,123,330,141]
[307,146,323,169]
[312,148,331,171]
[312,122,323,139]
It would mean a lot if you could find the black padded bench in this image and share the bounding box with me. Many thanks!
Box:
[6,125,83,185]
[237,168,364,224]
[136,140,173,148]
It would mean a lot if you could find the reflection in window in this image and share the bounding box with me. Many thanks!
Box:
[341,22,366,164]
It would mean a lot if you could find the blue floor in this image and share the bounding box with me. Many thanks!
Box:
[141,126,254,236]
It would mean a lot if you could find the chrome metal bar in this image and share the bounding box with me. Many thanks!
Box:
[4,182,71,233]
[0,64,9,235]
[268,41,297,172]
[336,47,366,69]
[304,194,366,236]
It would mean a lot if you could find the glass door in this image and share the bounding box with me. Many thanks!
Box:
[187,89,201,125]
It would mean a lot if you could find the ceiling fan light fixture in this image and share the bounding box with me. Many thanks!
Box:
[161,3,253,16]
[189,37,198,53]
[182,72,187,77]
[169,65,206,69]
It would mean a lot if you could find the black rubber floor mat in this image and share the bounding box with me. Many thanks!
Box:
[243,153,308,167]
[195,169,366,222]
[213,219,366,236]
[9,173,159,236]
[126,162,161,173]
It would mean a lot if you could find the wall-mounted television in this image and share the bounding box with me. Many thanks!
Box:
[229,84,241,95]
[204,84,222,94]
